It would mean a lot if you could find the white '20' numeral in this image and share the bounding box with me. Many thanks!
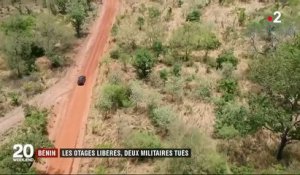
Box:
[273,11,281,23]
[13,144,34,158]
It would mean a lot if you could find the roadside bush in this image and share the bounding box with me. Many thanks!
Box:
[22,81,44,97]
[24,105,48,134]
[216,50,238,69]
[49,54,66,68]
[97,83,131,113]
[164,126,228,174]
[110,49,120,59]
[125,131,161,148]
[186,10,201,22]
[149,106,175,132]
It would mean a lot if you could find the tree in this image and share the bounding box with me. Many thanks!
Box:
[0,15,36,77]
[35,13,75,56]
[67,0,87,38]
[170,23,220,61]
[221,37,300,160]
[134,49,155,79]
[248,37,300,160]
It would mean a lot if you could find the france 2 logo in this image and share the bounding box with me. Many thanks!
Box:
[13,144,34,162]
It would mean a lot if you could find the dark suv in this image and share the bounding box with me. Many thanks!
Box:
[77,75,86,86]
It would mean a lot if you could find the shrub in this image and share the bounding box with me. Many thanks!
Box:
[186,10,201,22]
[49,55,66,68]
[125,131,161,148]
[148,71,164,88]
[149,106,175,132]
[95,165,107,174]
[165,77,184,102]
[216,50,238,69]
[194,85,211,102]
[129,81,145,109]
[24,105,48,134]
[8,92,22,106]
[172,63,181,77]
[0,106,51,174]
[159,69,168,84]
[214,101,250,138]
[107,70,123,85]
[152,40,165,57]
[165,127,228,174]
[97,83,131,113]
[134,49,155,79]
[238,8,246,26]
[110,49,120,59]
[218,77,239,101]
[22,81,44,97]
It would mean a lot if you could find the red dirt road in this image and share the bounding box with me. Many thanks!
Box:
[46,1,119,174]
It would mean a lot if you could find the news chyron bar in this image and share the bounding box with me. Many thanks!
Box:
[60,149,191,158]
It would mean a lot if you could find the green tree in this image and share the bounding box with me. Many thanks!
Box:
[220,37,300,161]
[134,49,155,79]
[67,0,87,38]
[0,15,36,77]
[35,13,75,56]
[170,23,220,61]
[248,38,300,160]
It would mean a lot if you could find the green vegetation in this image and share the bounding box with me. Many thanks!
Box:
[97,83,131,114]
[134,48,155,79]
[164,127,228,174]
[0,106,52,174]
[67,0,87,38]
[170,23,220,61]
[216,50,238,69]
[92,0,300,174]
[149,106,175,133]
[186,10,201,22]
[125,131,161,148]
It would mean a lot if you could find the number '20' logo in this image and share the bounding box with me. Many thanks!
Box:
[13,144,34,161]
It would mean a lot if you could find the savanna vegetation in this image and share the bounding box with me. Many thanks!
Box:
[83,0,300,174]
[0,0,100,116]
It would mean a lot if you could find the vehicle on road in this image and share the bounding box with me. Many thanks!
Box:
[77,75,86,86]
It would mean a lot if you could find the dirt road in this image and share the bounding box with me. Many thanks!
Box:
[46,1,119,174]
